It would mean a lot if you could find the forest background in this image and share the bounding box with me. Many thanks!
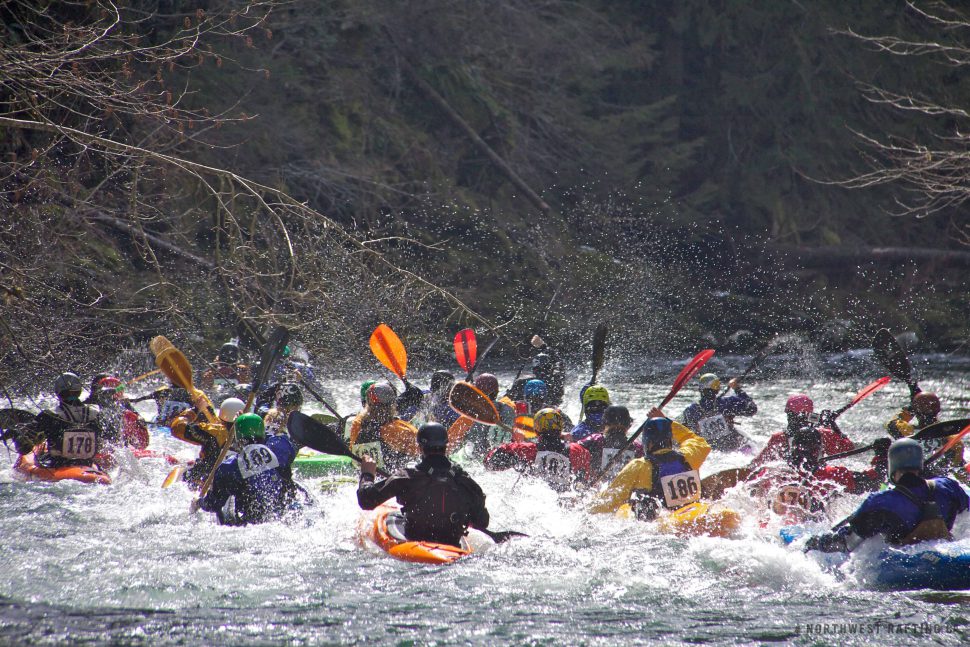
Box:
[2,0,970,388]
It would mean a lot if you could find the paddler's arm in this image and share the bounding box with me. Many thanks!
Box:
[198,463,235,513]
[588,459,653,514]
[356,455,406,510]
[672,420,711,471]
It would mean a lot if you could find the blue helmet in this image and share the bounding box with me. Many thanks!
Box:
[524,379,548,400]
[888,438,923,481]
[642,417,672,450]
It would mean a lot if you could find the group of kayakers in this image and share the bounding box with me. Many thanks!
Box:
[1,332,967,562]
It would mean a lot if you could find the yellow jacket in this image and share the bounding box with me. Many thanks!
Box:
[888,409,964,466]
[589,421,711,514]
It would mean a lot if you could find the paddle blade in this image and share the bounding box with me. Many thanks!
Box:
[454,328,477,374]
[149,335,174,357]
[659,349,715,410]
[449,381,501,426]
[154,347,194,392]
[873,328,912,383]
[370,323,407,379]
[701,467,750,500]
[850,376,891,406]
[288,411,357,459]
[914,418,970,442]
[592,323,608,382]
[926,422,970,465]
[477,528,528,544]
[514,415,535,439]
[162,466,184,489]
[253,326,290,393]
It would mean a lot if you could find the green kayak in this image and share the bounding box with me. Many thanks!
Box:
[293,449,355,477]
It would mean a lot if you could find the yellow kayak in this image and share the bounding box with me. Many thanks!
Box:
[617,501,741,538]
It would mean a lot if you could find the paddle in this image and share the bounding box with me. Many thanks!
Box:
[454,328,478,381]
[193,326,289,509]
[151,336,220,424]
[370,323,416,390]
[717,337,777,398]
[589,349,715,486]
[926,421,970,466]
[819,419,970,464]
[471,336,500,379]
[591,323,608,385]
[873,328,918,393]
[828,376,892,421]
[0,408,37,449]
[700,467,751,500]
[503,334,547,398]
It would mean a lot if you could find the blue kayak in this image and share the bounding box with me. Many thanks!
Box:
[780,525,970,591]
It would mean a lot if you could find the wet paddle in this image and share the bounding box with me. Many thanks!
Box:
[590,349,716,486]
[926,421,970,466]
[150,336,219,424]
[829,376,892,420]
[591,323,608,385]
[370,323,416,391]
[717,337,777,398]
[454,329,478,381]
[471,336,500,379]
[819,418,970,464]
[873,328,918,393]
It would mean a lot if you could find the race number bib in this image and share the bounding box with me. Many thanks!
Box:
[600,448,636,480]
[698,414,731,440]
[533,450,572,490]
[659,469,701,509]
[237,444,280,479]
[61,429,96,460]
[771,486,815,515]
[157,400,191,424]
[352,441,384,468]
[212,377,238,387]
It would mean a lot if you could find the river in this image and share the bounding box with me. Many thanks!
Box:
[1,353,968,645]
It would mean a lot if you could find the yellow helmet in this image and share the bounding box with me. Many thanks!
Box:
[698,373,721,392]
[533,408,565,436]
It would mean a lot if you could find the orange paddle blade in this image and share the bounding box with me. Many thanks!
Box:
[514,415,535,439]
[154,347,194,392]
[149,335,174,356]
[370,324,407,379]
[850,376,891,406]
[161,466,184,489]
[453,328,477,373]
[449,381,501,426]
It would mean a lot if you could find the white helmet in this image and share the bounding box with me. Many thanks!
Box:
[218,397,246,423]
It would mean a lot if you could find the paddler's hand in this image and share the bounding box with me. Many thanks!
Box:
[647,407,664,419]
[360,455,378,477]
[728,378,740,392]
[189,497,201,513]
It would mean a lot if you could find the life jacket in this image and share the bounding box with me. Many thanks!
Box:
[592,434,638,482]
[645,450,701,510]
[222,437,295,524]
[894,481,954,545]
[400,463,480,545]
[38,402,101,463]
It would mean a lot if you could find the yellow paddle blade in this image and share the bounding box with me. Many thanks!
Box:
[369,323,407,379]
[161,465,184,489]
[154,347,194,392]
[149,335,175,356]
[514,415,536,439]
[449,381,501,426]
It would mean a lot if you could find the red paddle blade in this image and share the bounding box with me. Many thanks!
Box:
[453,328,477,373]
[659,349,715,411]
[851,376,891,406]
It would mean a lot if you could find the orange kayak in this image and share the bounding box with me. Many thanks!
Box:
[13,449,111,485]
[356,503,490,564]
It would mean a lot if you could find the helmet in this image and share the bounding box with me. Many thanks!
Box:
[788,426,822,469]
[642,417,673,450]
[524,379,548,400]
[532,353,556,381]
[218,342,240,364]
[698,373,721,392]
[53,372,83,398]
[888,438,923,479]
[234,412,265,442]
[508,378,529,401]
[534,408,565,436]
[282,345,291,358]
[785,394,814,415]
[218,397,246,422]
[581,384,611,408]
[417,422,448,450]
[473,373,499,399]
[912,392,941,418]
[367,382,396,406]
[603,405,632,428]
[360,380,377,404]
[96,376,123,393]
[430,370,455,394]
[275,382,303,408]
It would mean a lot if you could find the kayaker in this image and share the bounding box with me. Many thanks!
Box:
[805,438,969,552]
[747,395,854,470]
[149,384,196,427]
[464,373,514,458]
[348,382,421,469]
[679,373,757,452]
[263,382,303,436]
[504,377,530,415]
[532,351,566,407]
[15,373,107,468]
[746,426,882,522]
[887,390,964,475]
[571,385,611,441]
[578,405,644,481]
[521,379,573,430]
[195,412,303,525]
[172,397,241,488]
[422,370,459,428]
[357,422,489,547]
[199,340,252,392]
[86,376,149,450]
[588,416,710,517]
[483,408,591,492]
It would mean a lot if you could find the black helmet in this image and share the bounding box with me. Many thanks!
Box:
[275,382,303,409]
[603,405,632,428]
[532,353,554,379]
[218,342,240,364]
[53,372,83,398]
[430,370,455,394]
[417,422,448,451]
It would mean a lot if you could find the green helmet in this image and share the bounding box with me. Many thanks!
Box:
[234,413,265,442]
[360,379,377,404]
[581,384,611,408]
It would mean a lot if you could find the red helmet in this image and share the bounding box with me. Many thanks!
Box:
[473,373,499,399]
[912,392,941,417]
[785,394,814,415]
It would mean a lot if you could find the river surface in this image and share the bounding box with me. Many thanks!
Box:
[1,353,969,645]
